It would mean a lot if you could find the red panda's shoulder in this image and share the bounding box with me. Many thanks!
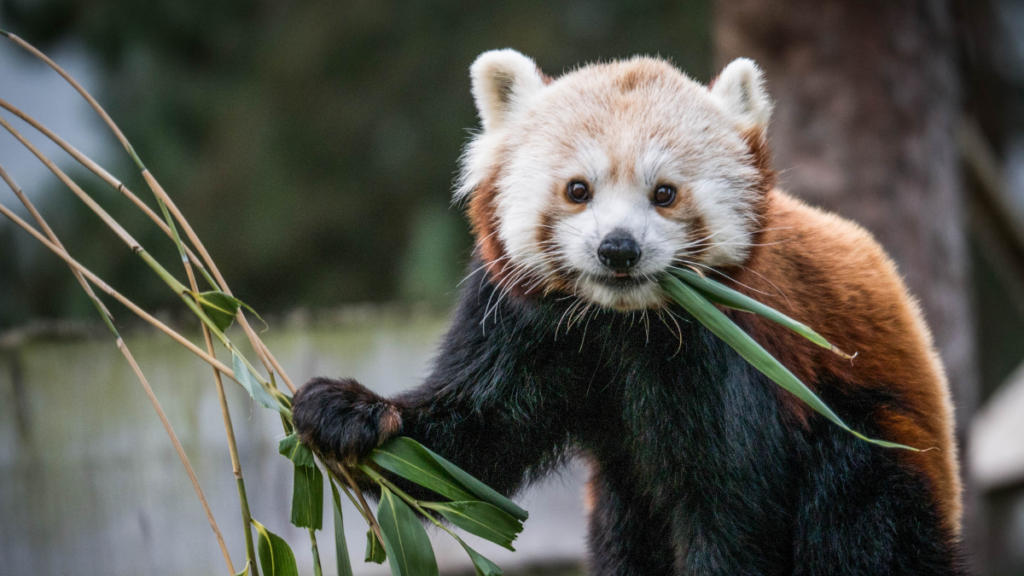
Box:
[729,189,962,533]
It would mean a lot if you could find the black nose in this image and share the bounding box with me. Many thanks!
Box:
[598,231,642,272]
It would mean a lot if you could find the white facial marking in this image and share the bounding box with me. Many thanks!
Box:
[461,52,771,310]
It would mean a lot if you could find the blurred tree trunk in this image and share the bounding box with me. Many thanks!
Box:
[715,0,980,551]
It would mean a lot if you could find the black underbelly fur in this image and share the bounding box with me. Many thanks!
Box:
[298,265,965,575]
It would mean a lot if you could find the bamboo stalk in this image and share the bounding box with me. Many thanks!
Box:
[0,32,287,393]
[309,528,323,576]
[1,30,290,394]
[0,97,215,282]
[2,31,145,170]
[118,336,236,574]
[0,196,237,379]
[336,465,383,543]
[0,166,112,319]
[0,114,287,411]
[0,163,234,573]
[0,115,140,248]
[180,246,260,576]
[140,172,286,390]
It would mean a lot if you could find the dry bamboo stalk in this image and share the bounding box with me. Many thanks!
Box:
[0,97,212,277]
[0,166,112,319]
[0,161,234,573]
[337,465,383,543]
[0,115,141,249]
[118,336,236,574]
[2,31,144,168]
[4,30,297,394]
[0,197,237,379]
[180,247,261,575]
[141,172,286,389]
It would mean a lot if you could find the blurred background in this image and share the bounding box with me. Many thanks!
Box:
[1,0,1024,574]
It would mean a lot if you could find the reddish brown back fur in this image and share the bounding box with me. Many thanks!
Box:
[726,190,961,534]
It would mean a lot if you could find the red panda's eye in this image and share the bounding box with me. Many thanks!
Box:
[567,181,591,203]
[653,185,677,207]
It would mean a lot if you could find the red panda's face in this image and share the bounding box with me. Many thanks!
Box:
[459,51,773,311]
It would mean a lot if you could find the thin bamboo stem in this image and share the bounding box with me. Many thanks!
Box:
[309,528,323,576]
[0,97,214,281]
[0,159,234,573]
[0,116,284,409]
[2,32,286,389]
[0,115,140,248]
[0,166,112,319]
[3,31,297,394]
[3,32,145,170]
[140,172,285,390]
[181,247,260,576]
[118,336,235,574]
[0,196,237,379]
[336,465,383,543]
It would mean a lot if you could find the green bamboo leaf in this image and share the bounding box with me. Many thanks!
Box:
[373,437,528,522]
[365,530,386,564]
[376,486,440,576]
[194,290,242,333]
[233,351,286,414]
[419,442,529,522]
[450,533,503,576]
[660,275,915,451]
[251,519,299,576]
[278,434,315,468]
[235,565,250,576]
[671,269,851,357]
[289,462,323,530]
[330,481,355,576]
[420,501,522,551]
[370,437,475,503]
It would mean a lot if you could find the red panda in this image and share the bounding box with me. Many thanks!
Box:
[293,50,964,574]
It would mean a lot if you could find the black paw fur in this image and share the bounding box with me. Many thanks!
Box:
[291,377,402,464]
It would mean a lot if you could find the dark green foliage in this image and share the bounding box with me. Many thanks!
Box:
[0,0,712,329]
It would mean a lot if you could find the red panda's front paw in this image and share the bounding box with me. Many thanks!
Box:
[291,377,402,465]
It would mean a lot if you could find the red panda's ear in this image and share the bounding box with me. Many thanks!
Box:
[470,49,547,132]
[710,58,772,132]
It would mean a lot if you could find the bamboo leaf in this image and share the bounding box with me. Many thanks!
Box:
[235,565,250,576]
[420,501,522,551]
[330,481,355,576]
[420,443,529,522]
[251,520,299,576]
[671,269,851,357]
[451,534,503,576]
[373,437,528,522]
[370,437,475,503]
[194,290,242,333]
[289,462,323,530]
[233,351,285,414]
[278,433,315,468]
[364,530,386,564]
[660,275,915,450]
[376,486,440,576]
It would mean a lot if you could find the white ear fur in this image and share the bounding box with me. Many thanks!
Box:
[710,58,772,130]
[470,49,546,132]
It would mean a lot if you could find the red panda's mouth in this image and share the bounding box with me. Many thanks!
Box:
[591,273,652,290]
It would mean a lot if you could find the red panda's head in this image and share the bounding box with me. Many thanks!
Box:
[459,50,774,311]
